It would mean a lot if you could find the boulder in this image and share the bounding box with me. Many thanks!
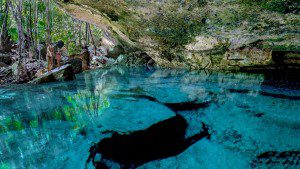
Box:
[68,58,83,74]
[90,55,115,69]
[29,64,75,84]
[11,61,29,82]
[114,54,127,64]
[108,45,125,59]
[24,59,46,80]
[69,50,90,70]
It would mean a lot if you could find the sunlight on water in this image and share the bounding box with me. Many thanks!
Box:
[0,67,299,169]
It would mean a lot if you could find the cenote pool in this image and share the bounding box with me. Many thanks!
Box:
[0,67,299,169]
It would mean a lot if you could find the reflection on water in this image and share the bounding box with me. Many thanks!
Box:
[0,67,299,169]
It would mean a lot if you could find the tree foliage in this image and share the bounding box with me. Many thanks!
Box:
[0,0,103,56]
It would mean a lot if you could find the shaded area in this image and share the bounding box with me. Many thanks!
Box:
[110,94,212,112]
[87,114,210,169]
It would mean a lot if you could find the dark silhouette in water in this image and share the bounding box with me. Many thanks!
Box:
[164,101,211,112]
[110,93,212,112]
[87,115,210,169]
[86,98,211,169]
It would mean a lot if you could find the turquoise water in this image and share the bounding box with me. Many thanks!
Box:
[0,67,299,169]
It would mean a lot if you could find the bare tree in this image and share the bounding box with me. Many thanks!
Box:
[0,0,12,52]
[33,0,38,53]
[8,0,26,58]
[78,21,82,47]
[45,0,51,45]
[88,24,97,55]
[85,22,89,46]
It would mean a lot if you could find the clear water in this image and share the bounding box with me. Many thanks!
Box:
[0,67,299,169]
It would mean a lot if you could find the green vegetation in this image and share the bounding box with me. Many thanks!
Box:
[240,0,299,14]
[0,0,103,58]
[0,163,10,169]
[0,90,110,134]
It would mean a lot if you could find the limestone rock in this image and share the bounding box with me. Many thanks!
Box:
[114,54,127,64]
[29,64,75,84]
[57,0,299,70]
[107,45,125,59]
[185,36,220,52]
[228,36,261,50]
[222,48,272,67]
[284,53,300,65]
[184,52,212,70]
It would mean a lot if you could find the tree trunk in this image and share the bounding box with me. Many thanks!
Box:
[88,24,97,55]
[8,0,26,58]
[33,0,38,54]
[78,21,82,47]
[29,0,33,45]
[85,22,89,46]
[8,0,28,82]
[45,0,51,45]
[0,0,3,13]
[0,0,12,52]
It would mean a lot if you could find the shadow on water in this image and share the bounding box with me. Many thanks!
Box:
[86,97,211,169]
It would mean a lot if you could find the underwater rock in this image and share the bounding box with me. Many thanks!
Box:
[252,151,300,168]
[87,115,210,169]
[29,64,75,84]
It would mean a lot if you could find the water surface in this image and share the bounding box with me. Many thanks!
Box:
[0,67,299,169]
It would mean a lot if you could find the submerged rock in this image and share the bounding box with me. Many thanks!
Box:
[29,64,75,84]
[252,151,300,168]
